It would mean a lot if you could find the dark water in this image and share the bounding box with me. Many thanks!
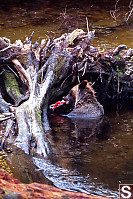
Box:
[35,109,132,198]
[0,1,133,198]
[0,0,132,49]
[1,107,132,198]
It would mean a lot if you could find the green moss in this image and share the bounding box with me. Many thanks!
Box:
[37,73,42,83]
[35,108,42,125]
[4,72,21,97]
[114,53,121,60]
[53,55,67,79]
[116,65,123,75]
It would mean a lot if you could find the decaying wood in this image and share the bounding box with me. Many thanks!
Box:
[0,119,13,150]
[0,29,132,155]
[0,113,13,122]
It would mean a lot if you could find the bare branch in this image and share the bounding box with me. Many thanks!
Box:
[124,7,133,23]
[110,0,133,25]
[86,17,89,34]
[12,59,31,90]
[0,119,13,150]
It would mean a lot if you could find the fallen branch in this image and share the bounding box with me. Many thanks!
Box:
[0,119,14,150]
[0,28,132,156]
[0,113,13,122]
[12,59,31,90]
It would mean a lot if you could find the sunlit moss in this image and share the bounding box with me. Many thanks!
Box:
[0,152,13,175]
[4,72,21,98]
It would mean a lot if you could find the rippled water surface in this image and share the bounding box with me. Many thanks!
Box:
[0,0,132,49]
[40,109,133,198]
[0,1,133,198]
[1,107,132,198]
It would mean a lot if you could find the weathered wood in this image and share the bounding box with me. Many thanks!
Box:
[0,113,13,122]
[0,29,132,155]
[0,119,13,150]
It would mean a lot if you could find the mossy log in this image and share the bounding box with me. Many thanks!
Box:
[0,29,132,155]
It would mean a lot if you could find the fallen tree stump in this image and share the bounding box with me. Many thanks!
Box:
[0,29,132,156]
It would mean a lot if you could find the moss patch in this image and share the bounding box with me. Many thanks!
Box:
[4,72,22,105]
[4,72,21,97]
[35,107,42,125]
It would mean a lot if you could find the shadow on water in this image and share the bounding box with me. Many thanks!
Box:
[1,107,132,198]
[0,0,133,198]
[33,114,117,197]
[33,109,133,198]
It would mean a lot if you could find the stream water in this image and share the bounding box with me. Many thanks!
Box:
[4,107,133,198]
[0,0,133,198]
[0,0,133,48]
[41,108,133,198]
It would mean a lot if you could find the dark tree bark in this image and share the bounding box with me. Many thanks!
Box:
[0,29,132,155]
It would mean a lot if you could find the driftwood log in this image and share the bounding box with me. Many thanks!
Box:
[0,29,132,155]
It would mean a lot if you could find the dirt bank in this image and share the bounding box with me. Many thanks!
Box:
[0,169,109,199]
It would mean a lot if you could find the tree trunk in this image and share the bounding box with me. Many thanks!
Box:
[0,29,132,155]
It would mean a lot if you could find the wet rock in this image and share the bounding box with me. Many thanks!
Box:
[0,169,109,199]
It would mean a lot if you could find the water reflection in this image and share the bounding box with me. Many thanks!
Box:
[1,107,133,198]
[47,115,111,154]
[33,114,118,198]
[34,111,133,198]
[0,1,133,198]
